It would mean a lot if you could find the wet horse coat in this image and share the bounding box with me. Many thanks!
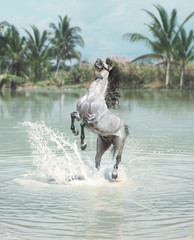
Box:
[70,58,128,179]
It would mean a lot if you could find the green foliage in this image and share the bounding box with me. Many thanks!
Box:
[0,74,25,90]
[0,15,84,90]
[115,61,194,90]
[58,64,93,85]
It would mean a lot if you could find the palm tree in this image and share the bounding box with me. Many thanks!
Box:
[0,22,10,74]
[0,24,3,34]
[0,22,27,90]
[173,28,194,90]
[24,25,49,83]
[49,15,84,84]
[5,25,26,76]
[123,5,193,89]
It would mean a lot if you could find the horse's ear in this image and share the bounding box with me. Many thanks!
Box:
[106,58,112,67]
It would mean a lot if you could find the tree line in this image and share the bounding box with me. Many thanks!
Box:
[0,5,193,91]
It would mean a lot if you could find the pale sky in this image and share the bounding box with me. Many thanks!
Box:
[0,0,193,62]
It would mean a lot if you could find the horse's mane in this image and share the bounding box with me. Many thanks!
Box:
[105,58,121,109]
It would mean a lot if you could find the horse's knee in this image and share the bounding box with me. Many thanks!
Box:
[71,111,81,121]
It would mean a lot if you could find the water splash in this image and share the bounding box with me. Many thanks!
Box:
[21,121,88,184]
[18,121,129,186]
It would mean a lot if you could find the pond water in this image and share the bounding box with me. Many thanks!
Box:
[0,90,194,240]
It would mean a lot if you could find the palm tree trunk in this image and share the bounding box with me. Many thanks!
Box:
[11,81,17,91]
[55,57,60,85]
[165,58,171,89]
[34,68,38,83]
[0,79,6,91]
[180,65,185,90]
[13,58,17,76]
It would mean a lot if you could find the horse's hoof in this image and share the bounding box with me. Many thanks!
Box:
[81,143,87,151]
[112,170,118,179]
[73,129,79,136]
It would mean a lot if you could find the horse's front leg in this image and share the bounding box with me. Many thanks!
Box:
[70,111,80,136]
[80,120,87,150]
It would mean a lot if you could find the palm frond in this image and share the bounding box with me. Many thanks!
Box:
[155,60,181,66]
[131,53,164,63]
[155,60,166,66]
[180,11,194,29]
[24,28,35,43]
[0,21,11,28]
[0,74,25,82]
[142,8,161,28]
[123,33,151,45]
[154,4,169,32]
[168,9,177,38]
[185,30,193,50]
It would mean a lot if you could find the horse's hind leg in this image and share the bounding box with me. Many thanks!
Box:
[70,111,80,136]
[95,136,111,170]
[80,120,87,150]
[112,152,122,179]
[112,136,126,179]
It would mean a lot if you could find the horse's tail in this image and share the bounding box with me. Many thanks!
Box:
[111,124,129,158]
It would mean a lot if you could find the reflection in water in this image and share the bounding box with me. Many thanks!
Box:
[122,90,194,117]
[0,90,194,240]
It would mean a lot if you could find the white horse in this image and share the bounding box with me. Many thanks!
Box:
[70,58,128,179]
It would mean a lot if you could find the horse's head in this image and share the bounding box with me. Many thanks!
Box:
[94,58,113,73]
[94,58,104,71]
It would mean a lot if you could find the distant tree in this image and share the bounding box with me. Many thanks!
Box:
[24,25,49,83]
[49,15,84,84]
[173,28,194,90]
[123,4,194,89]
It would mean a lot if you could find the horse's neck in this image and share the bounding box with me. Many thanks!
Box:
[87,69,109,99]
